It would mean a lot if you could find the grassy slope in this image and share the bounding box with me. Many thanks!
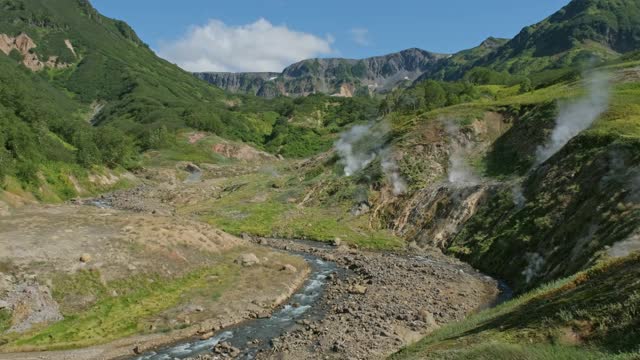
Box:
[445,79,640,292]
[392,254,640,360]
[179,163,403,250]
[379,58,640,358]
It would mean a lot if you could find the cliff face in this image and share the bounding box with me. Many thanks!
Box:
[196,48,449,98]
[193,72,279,95]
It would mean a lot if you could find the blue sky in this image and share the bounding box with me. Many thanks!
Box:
[92,0,571,72]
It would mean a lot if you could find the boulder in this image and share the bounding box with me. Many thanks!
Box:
[418,309,438,328]
[349,284,367,295]
[79,253,92,263]
[280,264,297,273]
[235,253,260,267]
[133,345,142,355]
[184,163,201,173]
[214,341,240,357]
[199,331,215,340]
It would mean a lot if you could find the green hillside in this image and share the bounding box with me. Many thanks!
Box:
[473,0,640,76]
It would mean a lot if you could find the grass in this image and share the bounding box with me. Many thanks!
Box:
[142,132,234,168]
[181,168,403,250]
[392,254,640,359]
[0,310,10,334]
[1,263,240,351]
[2,163,136,204]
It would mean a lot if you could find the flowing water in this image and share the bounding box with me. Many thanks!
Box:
[132,253,338,360]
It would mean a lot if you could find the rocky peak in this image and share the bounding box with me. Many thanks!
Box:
[478,37,508,50]
[197,48,449,98]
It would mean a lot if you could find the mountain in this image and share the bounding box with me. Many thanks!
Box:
[471,0,639,74]
[201,0,640,97]
[197,48,448,98]
[194,72,280,96]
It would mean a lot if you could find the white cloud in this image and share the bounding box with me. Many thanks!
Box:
[157,18,335,73]
[350,27,370,46]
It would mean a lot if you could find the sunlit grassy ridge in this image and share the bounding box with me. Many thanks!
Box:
[392,254,640,360]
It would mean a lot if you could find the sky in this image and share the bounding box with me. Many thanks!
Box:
[91,0,572,73]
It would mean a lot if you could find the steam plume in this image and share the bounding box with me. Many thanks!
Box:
[536,71,611,163]
[335,122,407,195]
[445,122,479,186]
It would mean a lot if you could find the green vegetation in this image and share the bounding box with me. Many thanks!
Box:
[0,0,381,198]
[0,310,10,334]
[2,263,240,350]
[183,169,402,250]
[393,254,640,360]
[262,94,379,158]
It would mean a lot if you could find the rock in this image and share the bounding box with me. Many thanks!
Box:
[235,253,260,267]
[241,233,252,241]
[199,331,215,340]
[184,163,201,173]
[214,341,241,357]
[418,309,437,328]
[349,285,367,295]
[0,300,9,309]
[332,238,342,247]
[79,253,92,263]
[133,345,142,354]
[280,264,297,273]
[6,283,63,333]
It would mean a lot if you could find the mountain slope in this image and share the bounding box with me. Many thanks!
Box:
[198,48,448,98]
[200,0,640,97]
[473,0,640,75]
[0,0,280,147]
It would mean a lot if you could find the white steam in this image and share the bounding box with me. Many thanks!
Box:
[335,122,407,195]
[522,252,545,284]
[445,122,479,186]
[511,183,526,208]
[536,71,611,163]
[381,149,407,195]
[335,124,378,177]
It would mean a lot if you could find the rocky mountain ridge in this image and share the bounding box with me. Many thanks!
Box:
[196,48,449,98]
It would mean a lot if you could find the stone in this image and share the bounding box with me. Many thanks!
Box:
[280,264,297,273]
[133,345,142,354]
[184,162,201,173]
[349,284,367,295]
[199,331,215,340]
[235,253,260,267]
[332,238,342,247]
[418,309,437,328]
[79,253,92,263]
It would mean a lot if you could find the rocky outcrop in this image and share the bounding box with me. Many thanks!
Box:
[194,72,279,94]
[0,33,72,71]
[196,48,448,98]
[211,142,277,162]
[3,282,63,333]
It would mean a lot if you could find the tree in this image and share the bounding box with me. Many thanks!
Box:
[519,78,533,94]
[423,81,447,110]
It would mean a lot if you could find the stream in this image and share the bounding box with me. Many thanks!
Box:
[132,252,339,360]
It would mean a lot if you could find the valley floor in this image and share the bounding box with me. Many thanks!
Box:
[0,161,503,359]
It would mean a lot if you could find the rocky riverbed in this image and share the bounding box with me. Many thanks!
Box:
[186,238,501,360]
